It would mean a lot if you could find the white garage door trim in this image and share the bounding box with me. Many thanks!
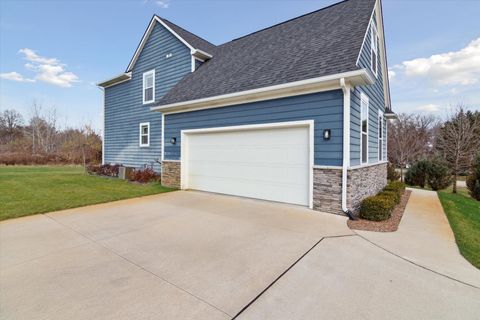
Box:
[180,120,314,209]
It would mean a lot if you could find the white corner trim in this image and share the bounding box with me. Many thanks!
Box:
[139,122,150,147]
[179,120,315,209]
[152,69,374,114]
[126,16,212,73]
[161,113,165,161]
[100,87,105,165]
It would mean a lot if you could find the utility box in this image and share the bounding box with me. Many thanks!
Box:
[118,166,134,180]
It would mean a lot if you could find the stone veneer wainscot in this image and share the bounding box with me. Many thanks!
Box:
[161,161,181,188]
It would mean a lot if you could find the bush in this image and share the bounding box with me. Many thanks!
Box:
[467,153,480,201]
[0,152,67,165]
[378,190,401,205]
[87,164,119,177]
[129,167,159,183]
[360,195,396,221]
[426,159,452,191]
[387,163,400,181]
[384,180,406,193]
[405,159,430,188]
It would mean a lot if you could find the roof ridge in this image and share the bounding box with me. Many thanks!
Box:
[227,0,353,43]
[157,16,217,48]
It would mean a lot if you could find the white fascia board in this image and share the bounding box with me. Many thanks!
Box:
[191,49,213,60]
[151,69,373,114]
[126,15,212,73]
[97,72,132,88]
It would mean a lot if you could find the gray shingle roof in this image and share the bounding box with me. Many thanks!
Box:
[157,0,376,106]
[159,17,217,54]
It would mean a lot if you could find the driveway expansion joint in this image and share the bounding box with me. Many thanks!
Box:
[355,233,480,290]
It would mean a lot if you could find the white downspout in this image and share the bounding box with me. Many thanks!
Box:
[340,78,353,218]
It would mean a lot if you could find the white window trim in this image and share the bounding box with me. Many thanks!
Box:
[370,23,378,78]
[360,92,369,164]
[378,110,384,162]
[139,122,150,147]
[142,69,155,104]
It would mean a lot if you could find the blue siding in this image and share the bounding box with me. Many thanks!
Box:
[164,90,344,166]
[104,22,191,171]
[350,12,387,166]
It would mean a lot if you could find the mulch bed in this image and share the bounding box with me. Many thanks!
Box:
[347,190,412,232]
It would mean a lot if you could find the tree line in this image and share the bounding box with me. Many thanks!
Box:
[388,105,480,193]
[0,103,102,165]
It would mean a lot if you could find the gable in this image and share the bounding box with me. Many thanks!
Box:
[126,16,214,73]
[356,0,391,110]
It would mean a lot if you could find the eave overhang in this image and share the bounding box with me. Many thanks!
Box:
[151,69,374,114]
[97,72,132,88]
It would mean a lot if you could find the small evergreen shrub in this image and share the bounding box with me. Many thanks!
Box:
[360,195,396,221]
[378,190,401,205]
[387,163,400,181]
[384,181,406,193]
[404,159,430,188]
[426,159,452,191]
[129,168,159,183]
[466,153,480,201]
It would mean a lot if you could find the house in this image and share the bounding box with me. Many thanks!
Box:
[98,0,395,216]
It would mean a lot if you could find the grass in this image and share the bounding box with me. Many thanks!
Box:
[0,166,174,221]
[438,186,480,269]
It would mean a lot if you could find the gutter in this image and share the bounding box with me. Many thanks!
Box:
[340,78,356,220]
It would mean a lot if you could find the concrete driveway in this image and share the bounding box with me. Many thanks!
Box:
[1,190,479,319]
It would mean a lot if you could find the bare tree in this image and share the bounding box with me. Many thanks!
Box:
[436,105,480,193]
[0,109,24,144]
[26,102,58,154]
[388,113,436,181]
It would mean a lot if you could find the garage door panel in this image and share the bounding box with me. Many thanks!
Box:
[184,124,310,206]
[189,161,308,184]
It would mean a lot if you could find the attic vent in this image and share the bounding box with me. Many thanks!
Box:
[165,53,173,59]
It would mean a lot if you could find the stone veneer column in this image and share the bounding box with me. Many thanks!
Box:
[347,163,388,216]
[313,168,343,215]
[312,163,388,216]
[161,161,181,188]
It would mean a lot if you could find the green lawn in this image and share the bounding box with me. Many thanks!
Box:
[438,187,480,269]
[0,166,174,221]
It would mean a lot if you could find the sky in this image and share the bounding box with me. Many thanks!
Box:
[0,0,479,132]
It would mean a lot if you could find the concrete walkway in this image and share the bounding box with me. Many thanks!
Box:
[356,188,480,288]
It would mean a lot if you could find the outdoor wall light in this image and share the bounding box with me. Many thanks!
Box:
[323,129,331,140]
[170,137,177,145]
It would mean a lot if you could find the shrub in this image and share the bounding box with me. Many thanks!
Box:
[387,163,400,181]
[360,195,396,221]
[466,153,480,200]
[87,164,119,177]
[384,181,406,193]
[426,158,452,190]
[405,159,430,188]
[378,190,401,205]
[129,167,159,183]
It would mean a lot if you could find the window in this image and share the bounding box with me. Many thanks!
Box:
[370,24,378,77]
[378,111,384,161]
[361,93,369,164]
[139,122,150,147]
[143,70,155,104]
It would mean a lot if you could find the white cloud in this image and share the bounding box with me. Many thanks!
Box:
[155,0,170,8]
[400,37,480,86]
[16,48,79,87]
[417,104,440,112]
[388,69,396,81]
[0,71,35,82]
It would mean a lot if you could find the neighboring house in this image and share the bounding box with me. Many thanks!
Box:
[98,0,395,216]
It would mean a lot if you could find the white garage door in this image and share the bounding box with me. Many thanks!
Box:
[182,122,312,207]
